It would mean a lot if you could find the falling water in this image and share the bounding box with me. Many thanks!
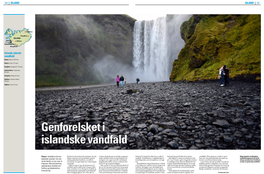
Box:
[133,15,191,81]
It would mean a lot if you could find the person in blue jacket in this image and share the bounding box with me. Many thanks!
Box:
[136,78,140,84]
[120,75,124,87]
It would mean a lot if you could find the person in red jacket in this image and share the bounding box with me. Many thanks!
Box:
[116,75,120,87]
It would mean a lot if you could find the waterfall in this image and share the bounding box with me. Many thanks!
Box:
[133,15,191,82]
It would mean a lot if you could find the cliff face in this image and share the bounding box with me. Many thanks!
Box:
[170,15,260,81]
[36,15,135,87]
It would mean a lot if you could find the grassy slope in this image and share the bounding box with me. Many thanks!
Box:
[170,15,260,81]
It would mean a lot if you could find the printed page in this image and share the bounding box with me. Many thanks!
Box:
[1,0,263,174]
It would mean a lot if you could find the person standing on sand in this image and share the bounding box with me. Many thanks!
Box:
[136,78,140,84]
[120,75,124,87]
[124,78,126,84]
[116,75,120,87]
[223,65,230,86]
[219,65,224,87]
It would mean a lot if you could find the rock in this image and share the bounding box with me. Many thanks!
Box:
[212,120,230,128]
[217,143,227,149]
[55,114,68,118]
[168,141,179,149]
[204,139,213,146]
[234,131,243,137]
[195,139,202,143]
[127,89,138,94]
[148,136,154,142]
[195,143,206,148]
[240,128,248,133]
[233,118,244,124]
[184,102,192,107]
[206,125,212,130]
[147,132,154,137]
[107,146,122,150]
[167,132,179,137]
[148,124,159,134]
[245,134,253,139]
[179,143,190,149]
[130,111,137,115]
[180,123,187,129]
[159,122,175,129]
[154,135,162,141]
[223,135,233,143]
[111,128,118,133]
[250,141,259,149]
[189,145,199,150]
[72,116,84,121]
[136,124,147,129]
[246,120,254,126]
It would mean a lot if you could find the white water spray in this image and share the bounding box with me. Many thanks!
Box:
[94,15,191,83]
[132,15,191,82]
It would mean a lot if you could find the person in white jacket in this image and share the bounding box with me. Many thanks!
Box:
[219,66,225,86]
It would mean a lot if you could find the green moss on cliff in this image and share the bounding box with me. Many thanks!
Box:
[170,14,260,81]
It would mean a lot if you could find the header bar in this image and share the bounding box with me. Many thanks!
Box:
[3,0,262,5]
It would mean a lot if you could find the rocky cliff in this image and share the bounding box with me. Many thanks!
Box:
[170,15,260,81]
[36,15,135,87]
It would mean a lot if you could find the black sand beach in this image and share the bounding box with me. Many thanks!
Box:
[36,81,260,150]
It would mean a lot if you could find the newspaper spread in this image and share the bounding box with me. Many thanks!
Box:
[1,0,263,174]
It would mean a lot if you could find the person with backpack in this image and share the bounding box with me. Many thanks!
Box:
[136,78,140,84]
[116,75,120,87]
[120,75,124,87]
